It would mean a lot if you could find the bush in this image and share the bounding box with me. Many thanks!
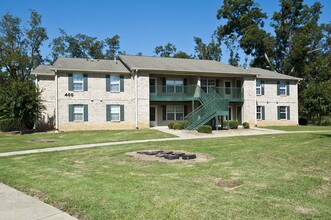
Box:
[228,120,238,129]
[172,121,188,130]
[299,118,308,126]
[168,122,175,129]
[242,122,250,129]
[0,118,20,132]
[197,125,212,133]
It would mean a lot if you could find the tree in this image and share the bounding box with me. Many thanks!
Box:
[216,0,274,68]
[173,51,193,59]
[194,36,222,61]
[228,50,240,66]
[49,31,121,62]
[0,11,48,80]
[154,43,177,57]
[0,80,44,134]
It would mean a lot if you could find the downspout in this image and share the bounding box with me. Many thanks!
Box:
[34,75,38,130]
[55,70,59,131]
[135,69,139,129]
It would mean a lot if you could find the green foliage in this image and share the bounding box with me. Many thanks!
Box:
[226,120,238,129]
[172,51,193,59]
[154,43,177,57]
[168,122,175,129]
[49,30,121,62]
[173,121,188,130]
[0,80,44,134]
[242,122,250,129]
[193,36,222,61]
[0,11,48,80]
[197,125,212,133]
[0,118,19,132]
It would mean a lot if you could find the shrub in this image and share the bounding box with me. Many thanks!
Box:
[168,122,175,129]
[228,120,238,129]
[197,125,212,133]
[299,118,308,126]
[0,118,20,132]
[242,122,250,129]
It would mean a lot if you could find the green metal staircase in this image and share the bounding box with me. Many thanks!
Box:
[184,86,229,130]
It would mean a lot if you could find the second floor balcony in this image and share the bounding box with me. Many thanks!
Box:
[150,85,244,102]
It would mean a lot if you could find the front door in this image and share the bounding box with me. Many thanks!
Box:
[150,106,156,127]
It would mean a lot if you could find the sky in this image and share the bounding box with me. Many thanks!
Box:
[1,0,330,64]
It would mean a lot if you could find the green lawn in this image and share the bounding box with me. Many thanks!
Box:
[0,129,176,153]
[0,132,330,219]
[263,125,331,131]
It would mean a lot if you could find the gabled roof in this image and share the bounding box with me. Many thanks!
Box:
[32,65,54,76]
[119,55,254,76]
[250,68,301,81]
[51,57,130,73]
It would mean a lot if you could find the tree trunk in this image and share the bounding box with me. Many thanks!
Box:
[19,121,25,135]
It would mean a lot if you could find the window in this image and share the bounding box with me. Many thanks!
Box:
[106,105,124,121]
[166,105,184,120]
[110,75,120,92]
[166,78,183,93]
[150,78,156,93]
[201,79,216,93]
[279,106,287,120]
[256,80,262,95]
[225,81,231,95]
[110,105,120,121]
[279,82,286,95]
[256,106,265,120]
[73,105,84,121]
[73,74,83,91]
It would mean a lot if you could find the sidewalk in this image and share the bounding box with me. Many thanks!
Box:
[0,183,77,220]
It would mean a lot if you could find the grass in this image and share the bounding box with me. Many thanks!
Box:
[263,125,331,131]
[0,132,330,219]
[0,129,176,153]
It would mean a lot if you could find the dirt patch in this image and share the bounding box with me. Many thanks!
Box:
[126,150,213,163]
[214,178,242,189]
[27,139,55,143]
[295,206,318,215]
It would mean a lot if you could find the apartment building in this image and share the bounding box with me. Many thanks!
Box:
[33,55,300,131]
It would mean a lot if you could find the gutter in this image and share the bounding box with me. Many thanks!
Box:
[55,70,59,131]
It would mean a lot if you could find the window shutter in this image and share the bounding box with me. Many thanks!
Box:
[277,106,280,120]
[262,106,265,120]
[261,81,265,95]
[277,81,280,95]
[69,104,74,122]
[106,105,111,121]
[68,74,73,91]
[106,75,110,92]
[287,106,290,120]
[83,74,88,91]
[120,75,124,92]
[184,105,188,116]
[162,105,166,120]
[286,82,290,96]
[162,78,166,92]
[84,105,88,121]
[120,105,124,121]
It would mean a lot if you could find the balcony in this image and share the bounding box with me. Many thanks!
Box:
[150,85,244,102]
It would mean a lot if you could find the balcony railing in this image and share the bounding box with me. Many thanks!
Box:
[150,85,243,101]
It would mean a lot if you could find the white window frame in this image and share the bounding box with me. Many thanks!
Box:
[73,73,83,91]
[110,105,121,121]
[73,105,84,122]
[166,78,183,93]
[110,75,120,92]
[279,82,286,96]
[256,80,262,95]
[279,106,287,120]
[256,106,262,120]
[166,105,184,121]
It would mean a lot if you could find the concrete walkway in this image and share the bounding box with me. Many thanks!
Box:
[0,183,77,220]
